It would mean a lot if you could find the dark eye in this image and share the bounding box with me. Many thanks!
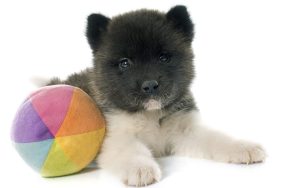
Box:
[119,58,131,70]
[159,52,170,63]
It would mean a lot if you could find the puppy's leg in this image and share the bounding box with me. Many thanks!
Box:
[164,111,266,164]
[97,113,161,186]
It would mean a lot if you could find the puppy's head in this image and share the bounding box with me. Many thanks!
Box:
[87,6,195,112]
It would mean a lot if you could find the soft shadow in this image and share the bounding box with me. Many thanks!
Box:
[78,161,100,175]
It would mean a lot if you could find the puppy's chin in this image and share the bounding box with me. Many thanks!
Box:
[143,99,162,111]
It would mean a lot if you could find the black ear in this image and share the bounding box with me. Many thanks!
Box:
[166,5,194,41]
[86,13,111,51]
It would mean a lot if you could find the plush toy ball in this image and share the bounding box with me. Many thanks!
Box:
[11,85,106,177]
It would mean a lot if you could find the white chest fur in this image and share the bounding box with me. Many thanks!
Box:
[105,110,168,157]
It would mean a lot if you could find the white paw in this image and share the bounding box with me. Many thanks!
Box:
[219,141,266,164]
[123,159,161,187]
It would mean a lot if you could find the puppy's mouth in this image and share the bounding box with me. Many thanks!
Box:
[143,99,162,111]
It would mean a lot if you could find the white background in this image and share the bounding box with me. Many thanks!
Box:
[1,0,282,187]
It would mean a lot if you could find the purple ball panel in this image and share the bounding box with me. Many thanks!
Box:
[11,100,54,143]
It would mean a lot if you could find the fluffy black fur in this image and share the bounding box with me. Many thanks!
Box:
[86,14,111,52]
[166,5,194,42]
[48,5,197,113]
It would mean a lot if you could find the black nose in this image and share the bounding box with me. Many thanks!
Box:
[141,80,159,94]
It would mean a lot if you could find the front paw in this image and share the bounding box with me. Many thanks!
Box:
[224,141,266,164]
[123,158,161,187]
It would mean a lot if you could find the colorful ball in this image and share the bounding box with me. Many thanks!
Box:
[11,85,105,177]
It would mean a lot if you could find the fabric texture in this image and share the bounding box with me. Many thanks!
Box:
[11,85,106,177]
